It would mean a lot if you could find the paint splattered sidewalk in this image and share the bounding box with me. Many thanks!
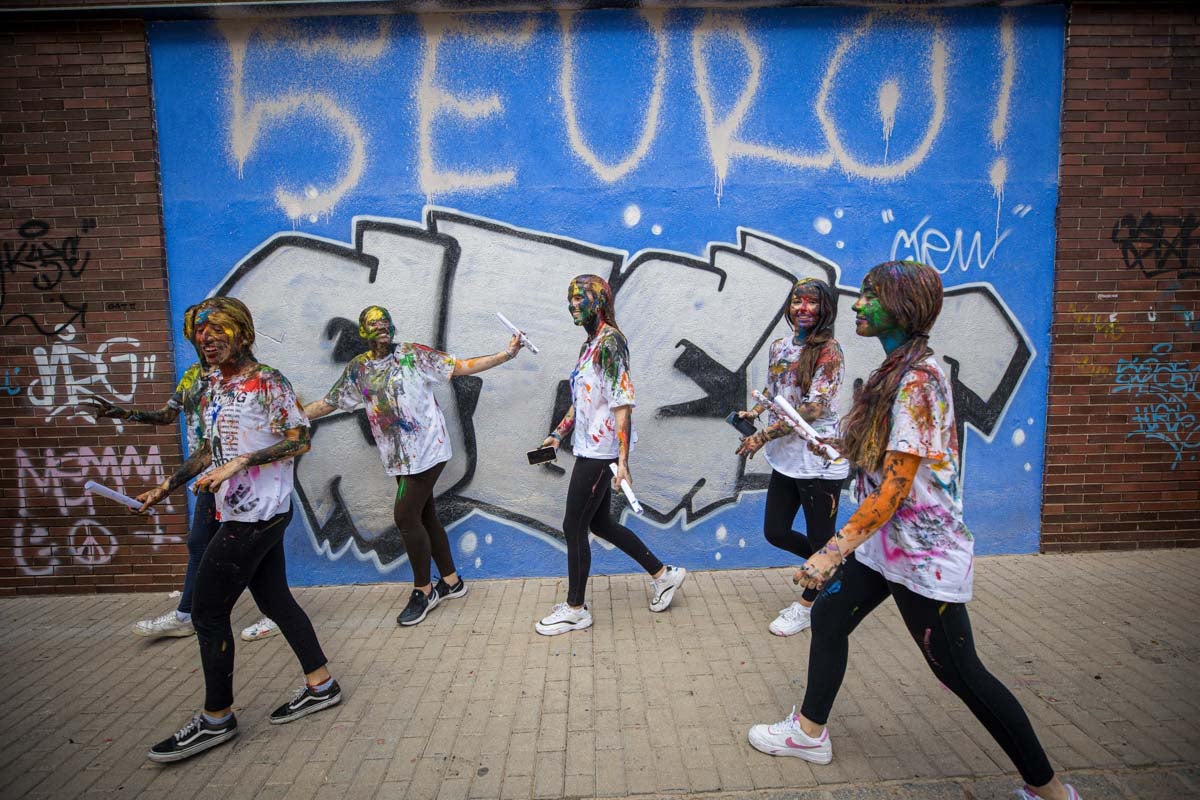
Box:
[1,550,1197,799]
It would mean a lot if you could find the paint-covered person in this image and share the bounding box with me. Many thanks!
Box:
[134,297,340,763]
[301,305,523,626]
[747,262,1082,800]
[736,278,850,636]
[534,275,687,636]
[81,304,218,640]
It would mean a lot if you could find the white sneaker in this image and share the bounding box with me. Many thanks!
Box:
[649,566,687,612]
[769,602,812,636]
[748,706,832,764]
[535,603,593,636]
[133,610,195,639]
[1014,785,1082,800]
[241,617,279,642]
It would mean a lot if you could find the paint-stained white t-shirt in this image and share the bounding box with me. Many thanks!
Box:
[324,343,456,476]
[854,357,974,603]
[761,337,850,480]
[201,364,308,523]
[570,325,636,460]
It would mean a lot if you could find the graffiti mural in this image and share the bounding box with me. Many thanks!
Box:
[1,218,94,337]
[148,6,1064,584]
[1111,212,1198,280]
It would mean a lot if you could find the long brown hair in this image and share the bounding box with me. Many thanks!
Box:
[840,261,943,473]
[786,278,838,396]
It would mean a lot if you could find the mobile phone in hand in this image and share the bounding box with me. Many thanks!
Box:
[527,446,558,465]
[725,411,757,437]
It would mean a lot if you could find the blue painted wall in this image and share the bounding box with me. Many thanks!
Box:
[148,7,1064,586]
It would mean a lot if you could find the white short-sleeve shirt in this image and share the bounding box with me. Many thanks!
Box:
[570,325,637,459]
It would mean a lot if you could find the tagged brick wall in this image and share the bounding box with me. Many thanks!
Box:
[0,20,189,594]
[1044,4,1200,551]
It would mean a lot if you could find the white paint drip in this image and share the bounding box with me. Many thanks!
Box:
[560,9,666,183]
[814,216,832,235]
[651,224,663,236]
[623,204,642,227]
[816,12,947,180]
[460,530,478,554]
[716,524,728,542]
[877,77,900,162]
[1011,428,1025,446]
[991,14,1016,239]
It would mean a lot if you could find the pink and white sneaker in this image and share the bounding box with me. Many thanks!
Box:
[1014,785,1082,800]
[747,706,832,764]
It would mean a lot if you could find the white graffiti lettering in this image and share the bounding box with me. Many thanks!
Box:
[889,215,1012,274]
[12,445,180,575]
[25,327,156,431]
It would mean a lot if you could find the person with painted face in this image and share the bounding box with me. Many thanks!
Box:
[736,278,850,636]
[82,304,219,640]
[301,305,523,627]
[134,297,340,763]
[534,275,687,636]
[747,262,1082,800]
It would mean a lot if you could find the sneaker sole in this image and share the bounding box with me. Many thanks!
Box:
[768,622,811,637]
[133,625,195,639]
[535,617,593,636]
[650,569,688,612]
[440,584,468,601]
[269,692,342,725]
[747,729,832,764]
[147,728,238,763]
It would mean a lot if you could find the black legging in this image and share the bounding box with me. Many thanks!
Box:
[763,471,842,603]
[394,461,455,588]
[192,507,327,711]
[802,555,1055,787]
[564,456,663,607]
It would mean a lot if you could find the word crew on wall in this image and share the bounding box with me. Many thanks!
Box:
[146,6,1064,585]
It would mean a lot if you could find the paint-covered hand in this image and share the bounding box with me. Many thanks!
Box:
[133,484,169,514]
[736,407,761,420]
[505,333,524,360]
[794,550,841,590]
[735,431,767,459]
[611,462,633,493]
[540,436,559,450]
[194,457,246,494]
[80,396,129,420]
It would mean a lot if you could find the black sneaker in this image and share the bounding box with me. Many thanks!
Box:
[147,713,238,763]
[434,576,468,602]
[397,587,440,626]
[269,679,342,724]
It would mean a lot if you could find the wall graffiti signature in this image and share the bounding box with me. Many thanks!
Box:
[25,329,157,431]
[1,219,94,337]
[1112,343,1199,469]
[12,445,181,576]
[1111,212,1198,280]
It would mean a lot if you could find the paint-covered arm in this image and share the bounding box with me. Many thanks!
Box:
[797,342,844,423]
[795,451,922,589]
[612,404,634,490]
[303,398,337,420]
[80,396,182,425]
[194,427,311,494]
[133,440,213,512]
[451,335,523,376]
[541,405,575,449]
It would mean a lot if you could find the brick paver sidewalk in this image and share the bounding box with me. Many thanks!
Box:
[1,551,1197,799]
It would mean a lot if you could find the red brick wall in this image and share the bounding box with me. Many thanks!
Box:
[1043,4,1200,551]
[0,20,189,594]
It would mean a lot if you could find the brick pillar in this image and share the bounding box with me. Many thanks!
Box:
[1044,4,1200,550]
[1,20,189,594]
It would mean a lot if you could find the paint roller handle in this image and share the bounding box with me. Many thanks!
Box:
[608,463,644,515]
[773,395,843,461]
[496,312,539,355]
[85,480,156,516]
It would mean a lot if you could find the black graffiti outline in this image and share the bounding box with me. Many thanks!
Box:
[1,219,94,337]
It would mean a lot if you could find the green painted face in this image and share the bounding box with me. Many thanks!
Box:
[851,285,898,338]
[568,282,600,327]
